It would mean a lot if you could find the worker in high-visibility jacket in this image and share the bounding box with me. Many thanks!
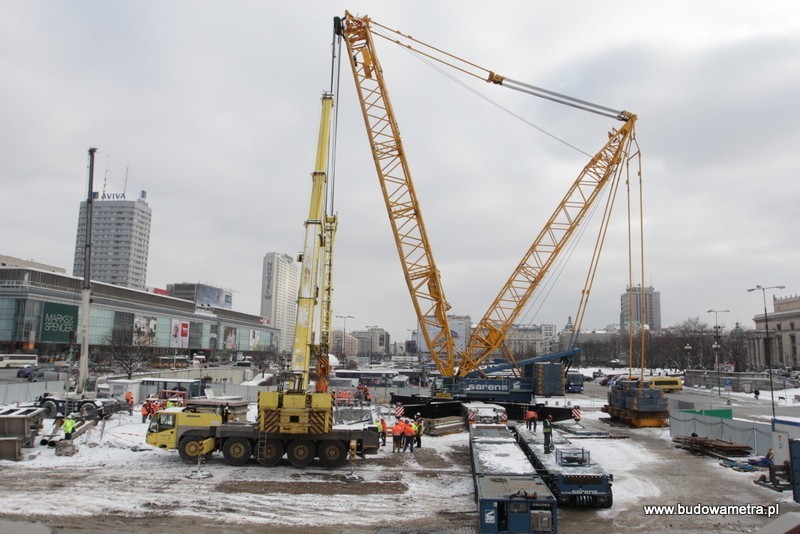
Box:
[542,414,553,453]
[378,417,387,447]
[125,391,134,415]
[390,419,405,453]
[62,415,77,441]
[402,419,416,453]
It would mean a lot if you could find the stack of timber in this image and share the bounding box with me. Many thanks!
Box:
[673,436,752,458]
[426,415,465,436]
[601,378,668,427]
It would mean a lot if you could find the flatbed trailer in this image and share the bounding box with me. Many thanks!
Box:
[514,425,613,508]
[601,404,668,428]
[468,424,558,533]
[34,393,126,419]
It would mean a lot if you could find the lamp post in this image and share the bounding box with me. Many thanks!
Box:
[707,309,730,397]
[336,315,354,365]
[747,285,785,421]
[684,343,692,369]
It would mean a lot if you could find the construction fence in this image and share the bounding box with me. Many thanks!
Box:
[669,410,772,456]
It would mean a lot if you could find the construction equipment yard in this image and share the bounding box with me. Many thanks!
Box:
[0,399,795,534]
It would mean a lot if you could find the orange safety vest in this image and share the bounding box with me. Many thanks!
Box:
[391,423,405,436]
[141,404,149,415]
[403,423,416,437]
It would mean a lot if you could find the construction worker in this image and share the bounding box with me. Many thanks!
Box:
[125,391,134,415]
[378,417,387,447]
[62,414,76,441]
[414,413,424,448]
[542,414,553,453]
[140,402,150,423]
[402,418,416,453]
[391,419,405,453]
[525,407,538,432]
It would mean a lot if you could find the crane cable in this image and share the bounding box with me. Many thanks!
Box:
[370,27,593,159]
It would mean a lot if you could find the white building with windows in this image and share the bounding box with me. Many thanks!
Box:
[73,191,151,290]
[260,252,298,353]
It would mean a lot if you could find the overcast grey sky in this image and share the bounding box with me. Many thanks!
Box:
[1,1,798,345]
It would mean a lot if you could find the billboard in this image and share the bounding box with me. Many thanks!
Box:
[40,302,78,343]
[170,319,190,349]
[223,326,237,350]
[248,329,262,350]
[133,315,157,346]
[196,284,233,310]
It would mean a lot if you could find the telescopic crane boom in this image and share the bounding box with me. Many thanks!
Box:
[288,93,334,393]
[339,13,638,378]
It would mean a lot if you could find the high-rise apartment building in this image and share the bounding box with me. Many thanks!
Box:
[73,191,151,290]
[261,252,299,353]
[620,285,661,331]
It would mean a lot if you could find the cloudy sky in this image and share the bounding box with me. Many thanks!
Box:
[2,1,798,345]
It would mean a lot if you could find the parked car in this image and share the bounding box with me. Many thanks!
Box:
[16,366,39,378]
[599,373,622,386]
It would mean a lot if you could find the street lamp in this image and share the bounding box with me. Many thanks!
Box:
[684,343,692,369]
[747,284,785,421]
[707,309,730,397]
[336,315,354,364]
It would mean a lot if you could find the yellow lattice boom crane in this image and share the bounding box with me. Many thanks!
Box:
[338,12,639,381]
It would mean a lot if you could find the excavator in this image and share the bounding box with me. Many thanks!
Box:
[336,13,644,418]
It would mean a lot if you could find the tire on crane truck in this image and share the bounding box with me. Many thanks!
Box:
[178,433,208,463]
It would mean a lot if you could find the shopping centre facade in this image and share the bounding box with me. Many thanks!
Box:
[0,267,279,362]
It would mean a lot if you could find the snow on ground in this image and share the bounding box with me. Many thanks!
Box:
[0,408,476,531]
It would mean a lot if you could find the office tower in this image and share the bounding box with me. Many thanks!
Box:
[620,285,661,331]
[261,252,299,353]
[73,190,151,290]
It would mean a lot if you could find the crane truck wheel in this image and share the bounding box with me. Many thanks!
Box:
[287,439,315,468]
[222,437,252,466]
[178,434,204,462]
[41,400,58,418]
[79,402,98,419]
[257,438,284,467]
[318,440,347,468]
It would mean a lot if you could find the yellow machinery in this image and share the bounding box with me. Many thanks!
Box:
[258,93,335,437]
[145,89,379,467]
[337,13,639,380]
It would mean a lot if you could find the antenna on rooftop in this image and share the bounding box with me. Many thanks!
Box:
[102,155,110,197]
[123,165,129,197]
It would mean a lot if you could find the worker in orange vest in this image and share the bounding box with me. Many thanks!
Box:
[125,391,134,415]
[140,402,150,423]
[390,419,405,453]
[525,407,538,432]
[402,419,416,453]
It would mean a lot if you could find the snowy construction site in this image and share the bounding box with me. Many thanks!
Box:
[1,378,799,534]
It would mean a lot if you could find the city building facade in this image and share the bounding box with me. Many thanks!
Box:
[73,191,152,290]
[620,285,662,332]
[260,252,299,354]
[747,294,800,369]
[0,267,277,359]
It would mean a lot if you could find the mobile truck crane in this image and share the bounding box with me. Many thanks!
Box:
[146,88,379,467]
[337,13,643,416]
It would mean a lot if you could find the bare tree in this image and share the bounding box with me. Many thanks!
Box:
[105,332,150,379]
